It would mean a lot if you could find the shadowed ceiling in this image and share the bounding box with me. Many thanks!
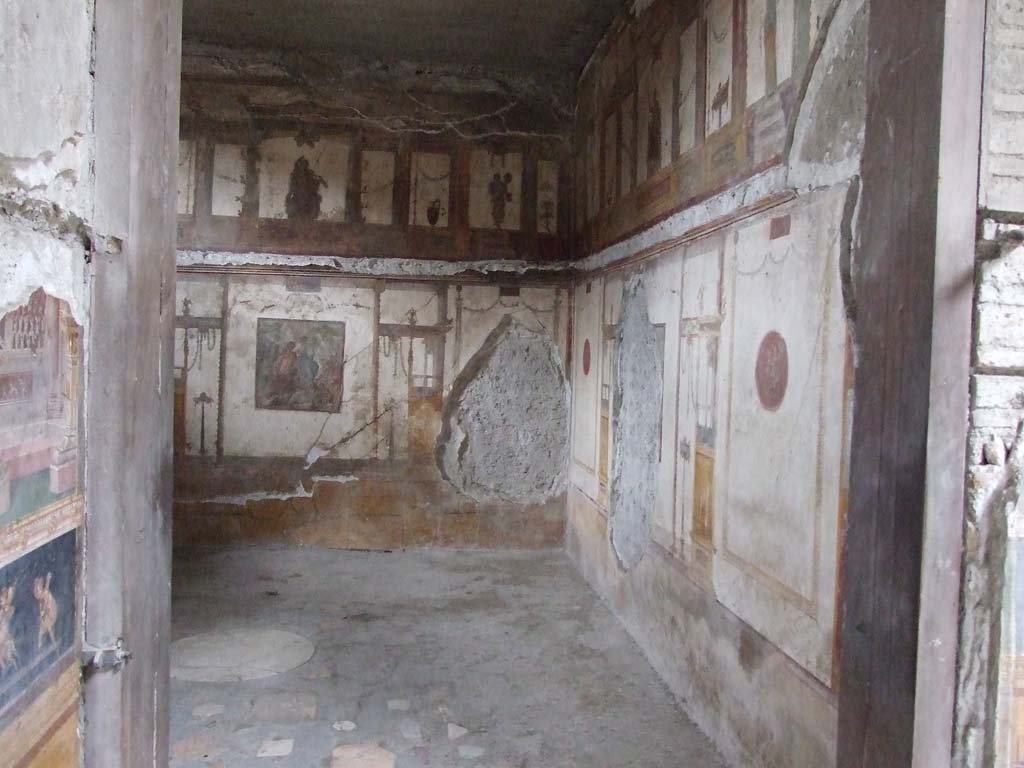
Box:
[182,0,626,84]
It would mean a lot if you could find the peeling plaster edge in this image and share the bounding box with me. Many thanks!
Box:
[0,215,89,324]
[193,474,358,507]
[785,0,868,195]
[310,473,359,485]
[177,250,572,279]
[577,165,792,273]
[199,483,313,506]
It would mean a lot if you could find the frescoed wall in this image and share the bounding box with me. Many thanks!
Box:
[176,47,570,263]
[173,272,571,552]
[566,0,868,766]
[569,178,853,768]
[0,292,83,767]
[573,0,832,254]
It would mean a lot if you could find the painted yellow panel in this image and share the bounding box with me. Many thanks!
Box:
[23,705,77,768]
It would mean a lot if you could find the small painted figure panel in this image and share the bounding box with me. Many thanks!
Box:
[0,530,76,725]
[255,319,346,413]
[469,150,523,231]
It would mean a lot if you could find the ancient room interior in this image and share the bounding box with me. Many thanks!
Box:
[1,0,1022,767]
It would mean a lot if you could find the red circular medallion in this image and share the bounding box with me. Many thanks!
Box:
[755,331,788,411]
[582,339,592,376]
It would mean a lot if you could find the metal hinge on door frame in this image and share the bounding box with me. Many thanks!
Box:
[81,637,131,673]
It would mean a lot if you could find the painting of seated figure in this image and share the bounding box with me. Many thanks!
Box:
[255,318,346,413]
[257,135,351,222]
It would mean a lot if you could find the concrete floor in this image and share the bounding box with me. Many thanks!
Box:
[170,546,726,767]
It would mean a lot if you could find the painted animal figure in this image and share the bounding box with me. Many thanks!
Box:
[34,572,58,650]
[0,585,18,673]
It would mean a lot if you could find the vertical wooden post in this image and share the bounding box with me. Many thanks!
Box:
[837,1,985,766]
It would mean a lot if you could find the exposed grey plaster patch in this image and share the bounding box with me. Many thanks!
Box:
[575,166,790,273]
[436,316,569,505]
[610,273,664,571]
[955,421,1023,768]
[178,249,569,278]
[1,1,93,218]
[787,0,868,193]
[0,215,88,323]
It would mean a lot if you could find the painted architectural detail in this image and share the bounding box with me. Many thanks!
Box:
[620,94,637,195]
[604,113,619,209]
[747,0,797,106]
[177,139,197,215]
[0,292,82,533]
[361,150,396,226]
[587,130,601,222]
[0,291,46,353]
[679,21,700,154]
[574,0,813,250]
[646,86,663,178]
[706,0,734,135]
[537,160,560,235]
[720,191,848,684]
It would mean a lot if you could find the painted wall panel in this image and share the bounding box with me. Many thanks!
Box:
[537,160,560,235]
[679,22,700,155]
[211,143,247,217]
[716,188,848,683]
[469,151,523,231]
[361,150,396,226]
[571,278,603,486]
[220,278,375,458]
[258,135,351,221]
[706,0,734,136]
[410,152,451,228]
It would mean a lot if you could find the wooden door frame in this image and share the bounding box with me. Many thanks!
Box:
[83,1,183,766]
[837,1,986,766]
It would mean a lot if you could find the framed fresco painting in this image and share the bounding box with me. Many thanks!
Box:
[0,530,77,727]
[255,319,346,413]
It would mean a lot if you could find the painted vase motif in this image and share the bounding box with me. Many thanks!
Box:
[427,199,446,227]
